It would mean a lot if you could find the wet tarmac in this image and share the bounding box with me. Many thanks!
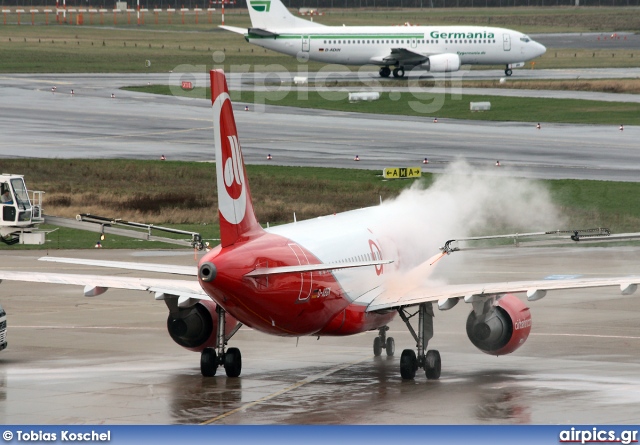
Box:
[1,247,639,424]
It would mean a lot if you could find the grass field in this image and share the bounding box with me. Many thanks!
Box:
[124,84,640,124]
[2,159,640,250]
[1,7,640,73]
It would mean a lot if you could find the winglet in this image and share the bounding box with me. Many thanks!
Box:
[211,70,263,247]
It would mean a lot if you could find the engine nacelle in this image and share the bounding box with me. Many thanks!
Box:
[466,294,531,356]
[166,299,239,352]
[424,53,461,73]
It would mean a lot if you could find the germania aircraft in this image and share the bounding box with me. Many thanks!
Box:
[1,70,638,381]
[221,0,546,78]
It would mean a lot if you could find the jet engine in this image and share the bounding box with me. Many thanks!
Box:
[166,299,238,352]
[466,294,531,356]
[424,53,461,73]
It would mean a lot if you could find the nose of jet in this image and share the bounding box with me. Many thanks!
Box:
[534,41,546,58]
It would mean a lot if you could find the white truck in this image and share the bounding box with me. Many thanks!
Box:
[1,173,44,245]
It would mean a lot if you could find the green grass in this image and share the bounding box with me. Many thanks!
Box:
[124,84,640,125]
[2,159,640,250]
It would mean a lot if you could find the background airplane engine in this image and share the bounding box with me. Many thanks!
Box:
[424,53,461,72]
[166,300,238,352]
[465,294,532,356]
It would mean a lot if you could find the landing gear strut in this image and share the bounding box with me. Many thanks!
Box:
[379,66,391,78]
[397,303,441,380]
[504,66,513,76]
[373,326,395,356]
[200,305,243,377]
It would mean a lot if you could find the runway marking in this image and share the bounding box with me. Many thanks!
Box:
[201,355,370,425]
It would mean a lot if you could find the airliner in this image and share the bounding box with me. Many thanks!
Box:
[221,0,546,78]
[0,70,638,381]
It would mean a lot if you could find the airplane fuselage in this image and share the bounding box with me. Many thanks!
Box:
[199,206,396,337]
[247,25,545,67]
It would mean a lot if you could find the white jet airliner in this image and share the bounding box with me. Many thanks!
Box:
[221,0,546,78]
[0,70,638,381]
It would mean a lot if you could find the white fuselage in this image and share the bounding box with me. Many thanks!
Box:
[247,25,546,68]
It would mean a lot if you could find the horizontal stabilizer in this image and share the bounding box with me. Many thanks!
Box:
[245,260,393,277]
[219,25,247,35]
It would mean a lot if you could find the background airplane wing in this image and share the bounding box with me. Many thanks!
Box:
[365,276,640,312]
[372,48,428,66]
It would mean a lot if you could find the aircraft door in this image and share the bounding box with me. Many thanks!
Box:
[503,33,511,51]
[288,243,313,302]
[302,35,310,52]
[411,38,417,48]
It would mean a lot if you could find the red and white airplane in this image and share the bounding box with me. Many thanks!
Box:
[2,70,640,380]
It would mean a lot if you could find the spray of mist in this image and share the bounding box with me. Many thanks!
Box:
[373,160,565,275]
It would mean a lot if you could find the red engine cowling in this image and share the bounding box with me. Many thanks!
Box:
[166,299,239,352]
[466,294,532,356]
[425,53,461,72]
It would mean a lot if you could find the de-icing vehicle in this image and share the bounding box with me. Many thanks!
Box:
[0,173,44,246]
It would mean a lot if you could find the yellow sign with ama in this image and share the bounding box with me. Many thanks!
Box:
[383,167,422,179]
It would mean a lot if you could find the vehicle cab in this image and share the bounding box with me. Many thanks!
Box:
[1,174,33,226]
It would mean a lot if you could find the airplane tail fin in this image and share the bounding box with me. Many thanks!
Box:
[211,70,263,248]
[246,0,325,30]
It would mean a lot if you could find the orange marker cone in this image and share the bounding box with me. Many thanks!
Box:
[354,155,360,161]
[495,160,501,167]
[536,123,541,130]
[423,157,429,164]
[160,154,166,160]
[244,105,249,111]
[620,124,624,131]
[267,154,272,160]
[433,117,438,123]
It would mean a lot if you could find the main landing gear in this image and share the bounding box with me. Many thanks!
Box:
[373,326,395,357]
[379,66,406,78]
[201,306,243,377]
[397,303,441,380]
[504,65,513,76]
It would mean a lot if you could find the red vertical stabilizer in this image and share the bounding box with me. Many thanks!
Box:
[211,70,262,247]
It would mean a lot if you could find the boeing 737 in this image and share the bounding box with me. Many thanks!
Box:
[1,70,638,381]
[221,0,546,78]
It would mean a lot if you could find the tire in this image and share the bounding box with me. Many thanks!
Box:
[385,337,395,357]
[224,347,242,378]
[200,348,217,377]
[373,337,383,356]
[379,67,391,78]
[505,69,513,76]
[393,68,405,78]
[400,349,417,380]
[425,350,441,380]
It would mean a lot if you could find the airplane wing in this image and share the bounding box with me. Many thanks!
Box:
[0,258,208,308]
[365,275,640,312]
[371,48,428,67]
[39,256,197,276]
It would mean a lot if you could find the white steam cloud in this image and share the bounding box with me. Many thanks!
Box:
[373,160,565,271]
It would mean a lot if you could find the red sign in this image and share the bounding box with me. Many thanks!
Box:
[181,81,193,90]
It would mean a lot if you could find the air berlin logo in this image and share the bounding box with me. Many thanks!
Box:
[214,92,247,225]
[223,135,244,200]
[250,0,271,12]
[369,239,383,276]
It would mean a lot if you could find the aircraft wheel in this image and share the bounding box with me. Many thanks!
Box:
[385,337,395,357]
[373,336,383,356]
[425,350,441,380]
[505,68,513,76]
[224,347,242,377]
[200,348,217,377]
[392,68,405,78]
[379,67,391,78]
[400,349,417,379]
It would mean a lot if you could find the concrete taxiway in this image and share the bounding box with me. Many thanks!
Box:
[0,71,639,181]
[1,247,639,424]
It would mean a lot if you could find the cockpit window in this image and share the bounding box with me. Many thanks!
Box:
[520,36,531,42]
